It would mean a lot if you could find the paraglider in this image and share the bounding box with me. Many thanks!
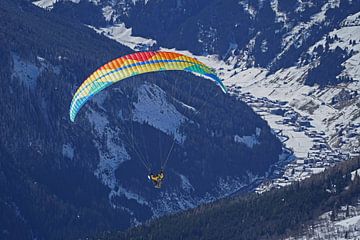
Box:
[69,51,227,188]
[69,51,227,122]
[148,170,165,189]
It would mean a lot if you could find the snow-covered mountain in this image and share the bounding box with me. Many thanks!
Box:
[0,0,285,239]
[4,0,360,239]
[35,0,360,184]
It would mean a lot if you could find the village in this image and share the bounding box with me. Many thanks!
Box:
[229,88,360,193]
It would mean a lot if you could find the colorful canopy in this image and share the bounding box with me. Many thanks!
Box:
[69,51,227,122]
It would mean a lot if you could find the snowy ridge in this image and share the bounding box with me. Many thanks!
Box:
[341,12,360,27]
[308,11,360,81]
[273,2,336,66]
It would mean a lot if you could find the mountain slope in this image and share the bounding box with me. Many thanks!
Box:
[0,0,133,239]
[0,0,284,239]
[35,0,360,71]
[15,0,360,238]
[98,156,360,240]
[35,0,360,157]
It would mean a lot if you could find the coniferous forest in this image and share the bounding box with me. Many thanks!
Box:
[98,157,360,240]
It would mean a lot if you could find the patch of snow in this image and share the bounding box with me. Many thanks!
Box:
[308,167,326,174]
[84,101,152,211]
[295,1,315,13]
[102,5,116,22]
[234,35,257,68]
[234,134,260,148]
[239,1,256,19]
[94,135,130,190]
[33,0,58,9]
[256,127,261,136]
[260,39,268,53]
[132,0,150,4]
[87,107,134,204]
[174,99,196,112]
[341,11,360,27]
[89,23,156,50]
[133,83,187,143]
[351,168,360,181]
[336,215,360,227]
[62,143,74,160]
[178,174,194,192]
[86,107,109,133]
[270,0,287,23]
[33,0,91,9]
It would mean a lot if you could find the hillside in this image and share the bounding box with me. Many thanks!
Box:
[0,0,132,239]
[98,156,360,240]
[4,0,360,239]
[37,0,360,189]
[0,1,284,239]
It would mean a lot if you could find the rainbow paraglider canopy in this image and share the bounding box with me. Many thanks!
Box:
[69,51,227,122]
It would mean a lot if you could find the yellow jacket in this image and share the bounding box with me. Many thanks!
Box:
[150,172,164,181]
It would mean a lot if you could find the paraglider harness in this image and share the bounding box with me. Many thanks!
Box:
[148,170,165,188]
